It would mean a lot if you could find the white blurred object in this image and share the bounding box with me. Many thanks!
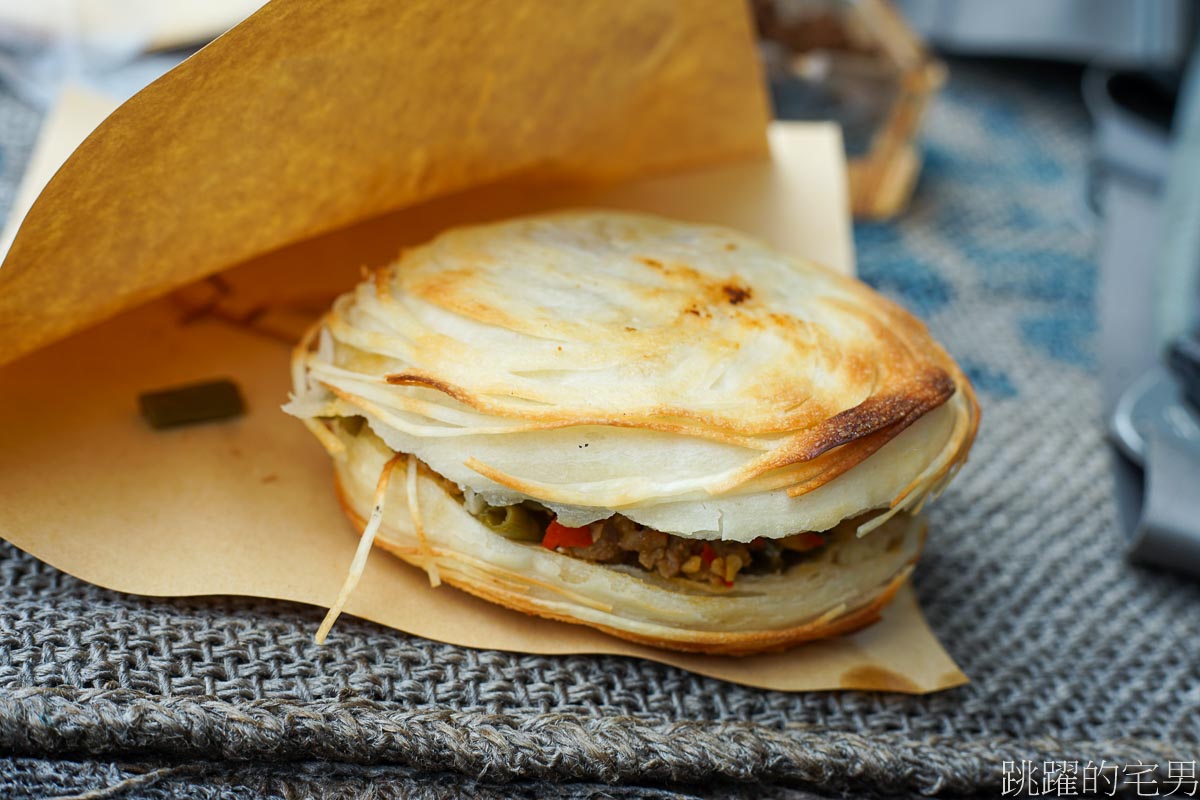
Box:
[0,0,264,51]
[0,0,264,106]
[0,82,117,259]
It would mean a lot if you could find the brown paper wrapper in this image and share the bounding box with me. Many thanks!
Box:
[0,1,965,693]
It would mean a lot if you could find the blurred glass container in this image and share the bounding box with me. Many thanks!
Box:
[755,0,945,219]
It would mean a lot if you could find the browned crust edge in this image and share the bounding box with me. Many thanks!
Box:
[332,473,924,656]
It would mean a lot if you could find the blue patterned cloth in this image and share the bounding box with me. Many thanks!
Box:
[857,63,1098,375]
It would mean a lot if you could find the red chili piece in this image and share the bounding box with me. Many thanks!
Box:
[542,520,592,550]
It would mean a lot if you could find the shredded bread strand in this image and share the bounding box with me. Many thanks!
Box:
[406,454,442,587]
[314,452,404,644]
[289,314,347,460]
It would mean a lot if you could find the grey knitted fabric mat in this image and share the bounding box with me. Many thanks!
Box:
[2,61,1198,799]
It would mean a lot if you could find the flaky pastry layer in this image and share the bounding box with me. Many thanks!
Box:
[286,211,978,540]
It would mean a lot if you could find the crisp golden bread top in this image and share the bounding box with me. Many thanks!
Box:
[289,211,978,539]
[384,211,953,438]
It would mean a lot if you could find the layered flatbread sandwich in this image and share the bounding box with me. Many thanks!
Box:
[285,210,978,654]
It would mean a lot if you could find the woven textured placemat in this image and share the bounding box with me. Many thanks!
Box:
[1,61,1198,799]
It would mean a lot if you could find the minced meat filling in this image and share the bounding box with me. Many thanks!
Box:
[338,422,830,588]
[560,514,826,587]
[460,489,827,587]
[572,516,751,586]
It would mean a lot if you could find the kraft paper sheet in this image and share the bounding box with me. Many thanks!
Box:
[0,0,965,693]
